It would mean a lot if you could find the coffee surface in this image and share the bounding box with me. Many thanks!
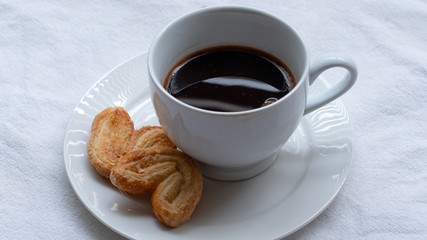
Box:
[165,46,295,112]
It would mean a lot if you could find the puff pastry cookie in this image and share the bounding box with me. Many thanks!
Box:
[87,107,134,178]
[87,107,202,227]
[110,147,203,227]
[87,107,176,178]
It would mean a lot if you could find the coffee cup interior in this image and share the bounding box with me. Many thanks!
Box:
[149,7,308,93]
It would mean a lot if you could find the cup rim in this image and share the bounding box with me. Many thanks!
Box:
[148,5,309,116]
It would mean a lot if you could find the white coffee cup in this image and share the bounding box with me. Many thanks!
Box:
[148,6,357,181]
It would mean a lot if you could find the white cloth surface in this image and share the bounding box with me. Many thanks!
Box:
[1,0,426,239]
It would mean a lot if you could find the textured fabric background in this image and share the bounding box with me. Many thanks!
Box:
[1,0,426,239]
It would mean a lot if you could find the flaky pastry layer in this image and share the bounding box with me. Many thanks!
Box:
[110,147,203,227]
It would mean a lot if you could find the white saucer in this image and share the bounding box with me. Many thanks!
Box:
[64,53,353,239]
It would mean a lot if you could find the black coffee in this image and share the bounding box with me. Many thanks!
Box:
[165,46,295,112]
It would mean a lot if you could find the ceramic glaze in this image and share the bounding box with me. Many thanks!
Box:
[148,6,357,180]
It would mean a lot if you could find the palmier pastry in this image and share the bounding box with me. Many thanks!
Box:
[87,107,134,178]
[110,147,203,227]
[88,107,175,178]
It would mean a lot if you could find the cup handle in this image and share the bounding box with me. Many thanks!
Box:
[304,55,358,115]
